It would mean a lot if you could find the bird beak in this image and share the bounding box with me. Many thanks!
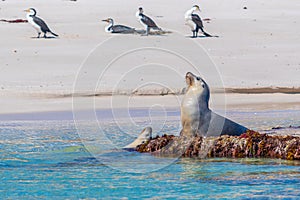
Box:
[197,7,201,12]
[24,9,30,12]
[102,19,108,22]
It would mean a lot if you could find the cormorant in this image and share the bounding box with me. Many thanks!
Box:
[185,5,212,38]
[24,8,58,38]
[136,7,161,35]
[102,18,136,34]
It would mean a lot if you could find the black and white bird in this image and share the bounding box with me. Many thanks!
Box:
[24,8,58,38]
[102,18,136,34]
[184,5,212,38]
[136,7,161,35]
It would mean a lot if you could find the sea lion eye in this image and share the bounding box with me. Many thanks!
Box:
[196,77,200,81]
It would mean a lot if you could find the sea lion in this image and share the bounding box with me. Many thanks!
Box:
[181,72,248,137]
[123,127,152,150]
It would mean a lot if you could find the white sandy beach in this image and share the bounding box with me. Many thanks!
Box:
[0,0,300,115]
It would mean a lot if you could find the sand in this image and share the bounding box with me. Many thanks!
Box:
[0,0,300,115]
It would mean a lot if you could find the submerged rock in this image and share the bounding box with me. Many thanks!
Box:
[136,130,300,160]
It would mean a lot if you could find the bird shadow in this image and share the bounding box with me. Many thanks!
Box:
[185,35,219,38]
[135,29,172,37]
[30,36,58,39]
[45,36,57,39]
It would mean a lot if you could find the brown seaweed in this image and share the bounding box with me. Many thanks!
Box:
[0,19,28,23]
[136,130,300,160]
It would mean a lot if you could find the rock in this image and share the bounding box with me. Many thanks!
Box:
[136,130,300,160]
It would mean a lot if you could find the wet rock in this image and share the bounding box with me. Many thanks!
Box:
[136,130,300,160]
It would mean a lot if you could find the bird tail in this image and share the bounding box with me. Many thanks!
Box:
[203,31,212,37]
[199,27,212,37]
[50,31,59,37]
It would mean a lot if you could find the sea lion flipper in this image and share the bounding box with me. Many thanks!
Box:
[123,127,152,150]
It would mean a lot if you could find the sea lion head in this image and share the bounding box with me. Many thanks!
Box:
[185,72,210,106]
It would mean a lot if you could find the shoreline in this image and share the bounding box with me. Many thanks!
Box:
[3,86,300,99]
[0,93,300,116]
[1,93,300,115]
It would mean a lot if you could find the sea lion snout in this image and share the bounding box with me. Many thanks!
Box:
[185,72,204,88]
[185,72,195,79]
[185,72,195,86]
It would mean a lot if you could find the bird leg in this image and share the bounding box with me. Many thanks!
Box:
[142,27,150,36]
[37,32,41,38]
[192,31,196,38]
[43,33,47,38]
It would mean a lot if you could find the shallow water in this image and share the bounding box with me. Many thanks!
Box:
[0,109,300,199]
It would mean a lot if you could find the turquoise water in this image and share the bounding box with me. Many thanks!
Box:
[1,109,300,199]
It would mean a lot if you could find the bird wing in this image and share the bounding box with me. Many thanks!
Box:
[191,14,203,28]
[140,14,158,28]
[32,16,50,32]
[112,25,134,33]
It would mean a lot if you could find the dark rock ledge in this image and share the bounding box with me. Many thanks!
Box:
[136,130,300,160]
